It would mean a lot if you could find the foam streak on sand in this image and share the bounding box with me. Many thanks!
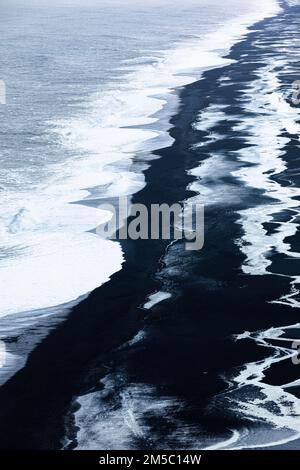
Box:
[210,325,300,450]
[232,60,300,280]
[205,10,300,449]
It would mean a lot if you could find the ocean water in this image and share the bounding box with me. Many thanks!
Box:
[0,0,279,320]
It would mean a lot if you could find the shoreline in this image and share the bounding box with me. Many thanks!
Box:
[0,0,281,392]
[0,1,300,450]
[0,0,279,320]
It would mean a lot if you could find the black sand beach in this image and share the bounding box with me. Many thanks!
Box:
[0,0,300,450]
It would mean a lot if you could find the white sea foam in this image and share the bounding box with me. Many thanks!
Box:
[185,1,300,449]
[189,152,245,207]
[286,0,300,5]
[213,68,300,450]
[206,52,300,446]
[231,58,300,296]
[208,324,300,450]
[67,374,183,450]
[63,0,283,449]
[0,0,280,323]
[69,370,215,450]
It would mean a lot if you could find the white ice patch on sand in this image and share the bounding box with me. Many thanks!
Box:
[143,291,172,310]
